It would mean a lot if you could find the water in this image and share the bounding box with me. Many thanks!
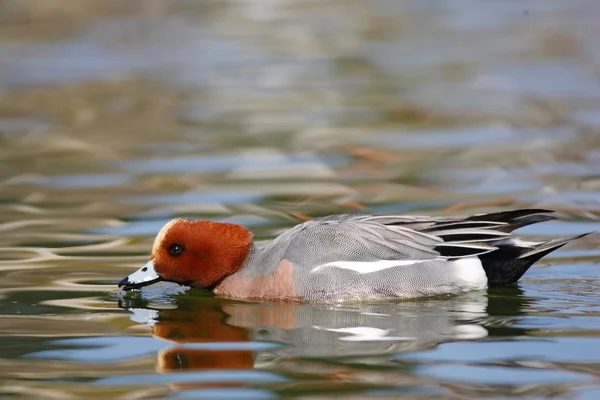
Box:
[1,1,599,398]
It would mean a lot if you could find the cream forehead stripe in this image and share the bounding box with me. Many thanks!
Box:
[152,219,185,254]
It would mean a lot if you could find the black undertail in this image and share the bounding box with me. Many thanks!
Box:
[479,233,590,286]
[422,209,591,287]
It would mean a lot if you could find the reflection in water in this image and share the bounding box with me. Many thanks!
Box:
[157,308,253,373]
[115,289,574,396]
[122,297,254,374]
[122,291,494,371]
[1,0,600,398]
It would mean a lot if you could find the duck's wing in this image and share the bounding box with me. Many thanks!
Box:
[271,209,556,269]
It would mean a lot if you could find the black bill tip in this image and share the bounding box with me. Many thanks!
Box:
[118,276,164,291]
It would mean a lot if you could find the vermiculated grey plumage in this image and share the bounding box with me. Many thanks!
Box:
[236,209,589,301]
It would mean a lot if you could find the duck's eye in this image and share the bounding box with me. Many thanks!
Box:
[168,243,185,257]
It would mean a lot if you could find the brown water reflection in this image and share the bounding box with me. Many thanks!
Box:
[1,0,600,398]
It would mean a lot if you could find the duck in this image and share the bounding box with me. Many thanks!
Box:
[118,209,588,302]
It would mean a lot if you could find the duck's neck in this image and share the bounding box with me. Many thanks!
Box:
[225,244,261,276]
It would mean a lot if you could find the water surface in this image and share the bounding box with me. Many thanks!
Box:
[0,1,599,398]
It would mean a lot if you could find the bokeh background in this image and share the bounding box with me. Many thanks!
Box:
[1,1,599,399]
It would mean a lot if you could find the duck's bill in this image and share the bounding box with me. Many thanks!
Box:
[118,261,164,291]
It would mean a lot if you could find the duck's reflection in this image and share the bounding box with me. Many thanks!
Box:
[224,292,489,360]
[121,287,530,373]
[124,297,255,372]
[155,309,254,372]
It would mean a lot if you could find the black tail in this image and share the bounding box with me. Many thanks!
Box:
[467,209,557,233]
[481,233,591,287]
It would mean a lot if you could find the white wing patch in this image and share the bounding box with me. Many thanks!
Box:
[311,259,427,274]
[310,257,488,290]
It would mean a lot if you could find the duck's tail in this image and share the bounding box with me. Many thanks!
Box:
[480,232,591,287]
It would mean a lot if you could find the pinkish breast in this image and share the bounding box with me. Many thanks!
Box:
[214,259,299,302]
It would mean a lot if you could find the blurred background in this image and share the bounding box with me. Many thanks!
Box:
[1,1,599,399]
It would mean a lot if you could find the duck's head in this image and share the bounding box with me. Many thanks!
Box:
[118,219,253,291]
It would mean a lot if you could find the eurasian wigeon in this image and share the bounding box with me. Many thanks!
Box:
[118,209,588,302]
